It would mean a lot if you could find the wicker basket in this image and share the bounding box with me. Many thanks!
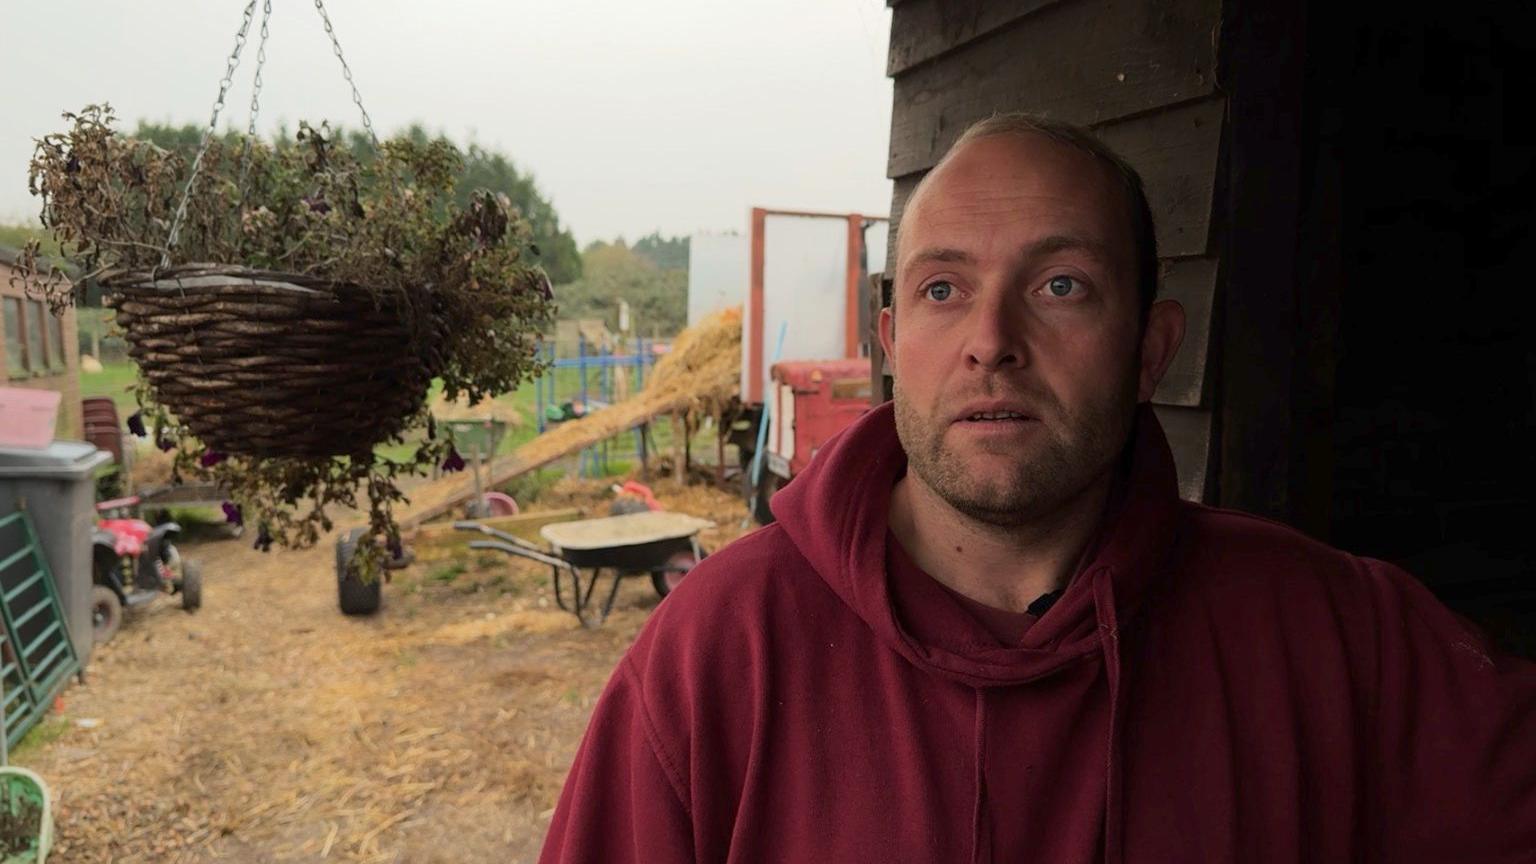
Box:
[105,265,439,459]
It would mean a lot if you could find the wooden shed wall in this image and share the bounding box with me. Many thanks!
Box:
[883,0,1224,502]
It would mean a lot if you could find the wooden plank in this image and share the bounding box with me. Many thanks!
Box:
[1151,256,1218,408]
[885,173,923,275]
[888,0,1220,178]
[888,0,1064,77]
[1095,97,1224,259]
[410,508,584,550]
[1152,405,1212,502]
[886,96,1224,276]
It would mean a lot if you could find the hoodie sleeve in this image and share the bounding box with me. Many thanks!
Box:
[1365,557,1536,862]
[538,656,695,864]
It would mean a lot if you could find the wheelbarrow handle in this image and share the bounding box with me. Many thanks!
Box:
[467,539,572,570]
[454,520,545,551]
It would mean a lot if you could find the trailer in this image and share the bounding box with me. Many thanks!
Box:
[694,208,889,522]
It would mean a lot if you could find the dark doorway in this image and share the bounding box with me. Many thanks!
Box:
[1306,4,1536,655]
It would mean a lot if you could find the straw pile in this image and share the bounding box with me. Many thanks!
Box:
[390,309,742,529]
[644,306,742,418]
[511,307,741,470]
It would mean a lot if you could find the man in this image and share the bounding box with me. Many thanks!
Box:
[540,116,1536,862]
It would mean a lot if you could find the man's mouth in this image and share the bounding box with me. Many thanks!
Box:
[961,411,1031,422]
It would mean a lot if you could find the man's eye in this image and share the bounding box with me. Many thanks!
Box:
[1045,275,1080,297]
[923,280,954,302]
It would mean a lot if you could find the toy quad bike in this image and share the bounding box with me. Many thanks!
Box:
[90,508,202,644]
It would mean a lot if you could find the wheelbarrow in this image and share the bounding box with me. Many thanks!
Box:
[454,510,713,627]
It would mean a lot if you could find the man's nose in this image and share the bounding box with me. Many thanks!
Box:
[962,291,1027,371]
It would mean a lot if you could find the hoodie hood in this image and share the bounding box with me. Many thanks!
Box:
[771,400,1183,689]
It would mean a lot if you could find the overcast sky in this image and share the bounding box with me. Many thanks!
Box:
[1,0,894,247]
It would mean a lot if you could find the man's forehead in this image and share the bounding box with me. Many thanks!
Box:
[897,133,1130,268]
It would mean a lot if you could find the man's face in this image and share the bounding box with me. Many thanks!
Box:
[880,133,1148,526]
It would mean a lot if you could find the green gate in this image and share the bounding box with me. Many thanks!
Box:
[0,511,81,752]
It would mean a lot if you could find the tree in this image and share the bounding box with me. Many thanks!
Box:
[632,231,689,272]
[131,121,583,284]
[555,238,688,337]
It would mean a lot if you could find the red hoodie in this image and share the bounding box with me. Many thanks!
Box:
[539,403,1536,863]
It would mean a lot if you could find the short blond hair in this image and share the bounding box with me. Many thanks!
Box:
[919,113,1159,321]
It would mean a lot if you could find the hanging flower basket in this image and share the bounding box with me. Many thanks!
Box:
[106,265,438,458]
[10,0,557,574]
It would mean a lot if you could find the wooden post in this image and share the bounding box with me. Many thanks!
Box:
[685,408,697,476]
[672,413,688,488]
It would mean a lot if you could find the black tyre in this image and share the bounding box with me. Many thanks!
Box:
[336,528,382,616]
[179,560,203,611]
[91,585,123,645]
[749,471,781,526]
[650,548,705,598]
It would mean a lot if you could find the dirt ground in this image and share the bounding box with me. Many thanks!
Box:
[17,474,752,863]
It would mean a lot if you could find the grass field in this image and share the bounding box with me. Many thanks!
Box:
[77,360,141,415]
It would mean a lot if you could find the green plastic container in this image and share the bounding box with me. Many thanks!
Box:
[0,766,51,864]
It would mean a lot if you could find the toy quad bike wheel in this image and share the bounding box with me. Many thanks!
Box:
[164,543,203,611]
[179,560,203,611]
[91,585,123,644]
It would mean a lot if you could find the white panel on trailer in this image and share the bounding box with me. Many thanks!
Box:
[686,233,748,327]
[743,214,849,403]
[777,382,796,462]
[863,221,890,281]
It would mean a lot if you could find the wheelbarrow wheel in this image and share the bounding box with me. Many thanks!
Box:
[651,548,706,599]
[179,560,203,611]
[91,585,122,645]
[336,528,382,616]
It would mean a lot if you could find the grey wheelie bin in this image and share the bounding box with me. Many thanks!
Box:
[0,441,113,668]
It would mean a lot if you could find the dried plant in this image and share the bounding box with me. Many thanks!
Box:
[13,105,556,576]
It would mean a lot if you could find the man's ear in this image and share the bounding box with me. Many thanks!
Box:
[1137,299,1185,403]
[878,305,896,368]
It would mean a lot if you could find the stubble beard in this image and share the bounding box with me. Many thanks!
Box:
[892,370,1139,528]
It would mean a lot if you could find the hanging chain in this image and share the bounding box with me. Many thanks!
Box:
[312,0,380,148]
[235,0,274,228]
[162,0,260,267]
[166,0,383,266]
[246,0,272,141]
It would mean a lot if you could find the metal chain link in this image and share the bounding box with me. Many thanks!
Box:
[236,0,274,212]
[246,0,272,141]
[312,0,380,148]
[162,0,260,267]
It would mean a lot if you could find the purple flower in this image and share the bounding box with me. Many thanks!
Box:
[126,411,146,437]
[222,502,243,527]
[253,524,273,553]
[199,450,228,468]
[441,446,466,473]
[156,434,175,453]
[386,536,403,560]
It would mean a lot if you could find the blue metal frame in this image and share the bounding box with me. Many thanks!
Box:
[534,335,655,477]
